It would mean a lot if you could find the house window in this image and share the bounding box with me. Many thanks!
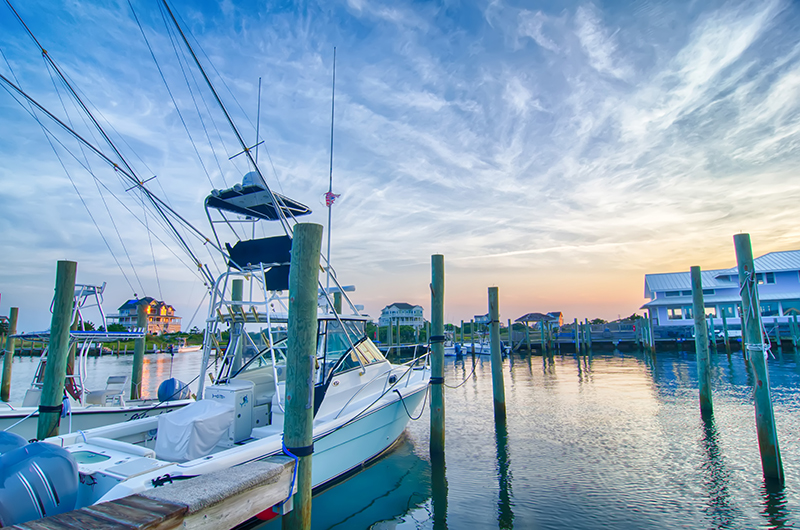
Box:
[781,300,800,316]
[760,301,779,317]
[702,289,715,295]
[757,273,776,285]
[681,290,692,296]
[667,307,683,320]
[704,306,717,318]
[665,291,680,297]
[684,306,693,319]
[718,304,737,318]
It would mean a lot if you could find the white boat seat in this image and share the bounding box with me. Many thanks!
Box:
[155,400,233,462]
[85,375,127,407]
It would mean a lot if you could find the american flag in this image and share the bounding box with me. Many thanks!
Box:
[325,191,341,207]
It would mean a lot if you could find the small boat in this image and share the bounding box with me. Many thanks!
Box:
[0,283,193,441]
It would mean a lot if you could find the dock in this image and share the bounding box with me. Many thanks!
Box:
[3,457,295,530]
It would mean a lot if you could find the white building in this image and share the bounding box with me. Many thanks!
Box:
[379,302,424,328]
[641,250,800,327]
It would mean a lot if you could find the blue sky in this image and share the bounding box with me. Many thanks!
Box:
[2,0,800,331]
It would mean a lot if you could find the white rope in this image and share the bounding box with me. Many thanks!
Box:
[739,270,773,360]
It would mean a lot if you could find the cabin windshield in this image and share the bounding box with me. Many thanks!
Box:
[231,333,287,379]
[316,319,387,382]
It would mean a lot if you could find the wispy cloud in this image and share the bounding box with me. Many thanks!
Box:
[1,0,800,329]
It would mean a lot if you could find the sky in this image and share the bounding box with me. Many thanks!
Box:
[2,0,800,332]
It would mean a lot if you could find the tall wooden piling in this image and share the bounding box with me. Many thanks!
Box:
[691,266,713,416]
[734,233,784,484]
[37,261,77,440]
[470,319,476,358]
[1,307,19,402]
[721,309,731,356]
[574,318,581,354]
[774,319,782,354]
[584,318,593,351]
[792,315,798,354]
[282,223,323,530]
[430,254,446,456]
[488,287,505,418]
[507,319,512,351]
[460,320,464,347]
[647,310,656,354]
[539,319,546,354]
[130,301,147,400]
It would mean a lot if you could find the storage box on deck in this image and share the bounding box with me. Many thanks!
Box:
[205,379,254,446]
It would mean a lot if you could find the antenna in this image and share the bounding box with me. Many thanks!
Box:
[326,47,336,306]
[255,76,262,164]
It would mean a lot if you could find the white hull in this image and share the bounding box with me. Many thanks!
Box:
[0,400,191,441]
[44,365,429,511]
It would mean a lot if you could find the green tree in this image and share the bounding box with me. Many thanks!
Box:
[107,323,127,332]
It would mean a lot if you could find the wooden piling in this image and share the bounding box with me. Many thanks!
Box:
[460,320,464,347]
[470,319,476,358]
[430,254,446,456]
[734,233,784,484]
[721,309,731,356]
[691,266,713,416]
[584,318,593,351]
[539,319,546,354]
[37,261,76,440]
[488,287,505,418]
[792,315,798,354]
[282,223,323,530]
[525,322,531,354]
[647,310,656,354]
[708,315,717,354]
[333,291,342,314]
[774,318,782,354]
[574,317,581,354]
[131,301,147,400]
[1,307,19,402]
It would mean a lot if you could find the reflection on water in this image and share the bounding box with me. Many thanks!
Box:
[14,348,800,529]
[431,453,448,530]
[375,350,800,529]
[494,415,513,529]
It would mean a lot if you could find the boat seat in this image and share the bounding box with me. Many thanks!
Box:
[85,375,127,407]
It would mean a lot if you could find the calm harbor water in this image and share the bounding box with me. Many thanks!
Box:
[6,348,800,528]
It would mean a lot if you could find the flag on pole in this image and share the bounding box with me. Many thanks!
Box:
[325,191,341,207]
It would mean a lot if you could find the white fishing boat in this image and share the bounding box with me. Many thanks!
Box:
[0,2,430,525]
[0,283,193,441]
[33,224,430,519]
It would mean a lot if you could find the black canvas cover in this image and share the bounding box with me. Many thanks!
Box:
[264,265,290,292]
[226,236,292,270]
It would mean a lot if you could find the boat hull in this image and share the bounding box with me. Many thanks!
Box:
[0,401,191,441]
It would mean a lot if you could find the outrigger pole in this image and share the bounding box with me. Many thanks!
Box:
[161,0,293,238]
[326,48,337,303]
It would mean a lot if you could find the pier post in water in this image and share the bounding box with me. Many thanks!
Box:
[460,320,464,348]
[774,319,782,354]
[1,307,19,402]
[690,266,713,417]
[647,310,657,354]
[37,260,77,439]
[130,300,147,400]
[791,315,798,354]
[507,318,512,352]
[708,315,718,354]
[734,233,784,484]
[430,254,446,456]
[282,223,323,530]
[525,322,531,354]
[721,308,731,356]
[574,317,581,354]
[488,287,506,418]
[584,318,593,351]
